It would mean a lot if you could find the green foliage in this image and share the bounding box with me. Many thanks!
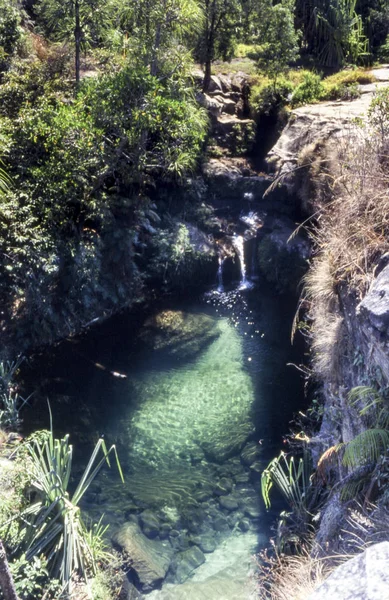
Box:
[313,0,369,67]
[16,429,123,591]
[0,358,30,430]
[250,75,293,116]
[261,450,313,514]
[8,555,59,600]
[343,428,389,468]
[0,0,22,70]
[291,72,324,106]
[256,0,299,83]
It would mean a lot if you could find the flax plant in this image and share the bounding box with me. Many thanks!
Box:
[16,427,123,595]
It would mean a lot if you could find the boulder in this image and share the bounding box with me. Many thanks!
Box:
[139,510,161,539]
[308,542,389,600]
[203,158,270,203]
[358,264,389,334]
[219,495,239,511]
[174,546,206,584]
[208,75,224,93]
[213,477,233,496]
[113,522,173,590]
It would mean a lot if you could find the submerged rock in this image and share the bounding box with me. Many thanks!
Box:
[174,546,206,584]
[308,542,389,600]
[140,310,221,361]
[113,522,173,590]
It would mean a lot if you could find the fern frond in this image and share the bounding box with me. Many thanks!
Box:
[343,429,389,469]
[340,476,368,501]
[348,386,383,416]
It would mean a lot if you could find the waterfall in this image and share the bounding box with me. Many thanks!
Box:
[233,235,249,289]
[217,256,225,292]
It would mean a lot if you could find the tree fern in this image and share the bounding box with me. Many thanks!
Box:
[343,429,389,469]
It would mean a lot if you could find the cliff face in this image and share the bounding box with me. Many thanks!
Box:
[266,66,389,552]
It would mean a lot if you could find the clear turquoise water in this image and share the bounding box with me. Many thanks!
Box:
[22,283,304,596]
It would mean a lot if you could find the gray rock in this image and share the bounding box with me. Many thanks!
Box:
[174,546,206,584]
[198,534,217,553]
[358,264,389,334]
[208,75,224,93]
[308,542,389,600]
[238,518,251,532]
[139,510,160,539]
[113,522,173,590]
[241,441,262,466]
[219,495,239,511]
[213,515,230,532]
[214,477,234,496]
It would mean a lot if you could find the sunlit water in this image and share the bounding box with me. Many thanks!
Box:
[23,282,304,598]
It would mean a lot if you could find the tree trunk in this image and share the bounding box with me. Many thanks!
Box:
[0,540,18,600]
[75,0,81,88]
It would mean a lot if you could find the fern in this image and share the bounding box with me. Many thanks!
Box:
[343,429,389,469]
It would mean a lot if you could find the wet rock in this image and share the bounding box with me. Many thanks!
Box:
[213,515,230,532]
[140,310,221,360]
[219,495,239,511]
[235,473,250,485]
[198,534,217,554]
[113,522,173,590]
[240,441,262,466]
[214,477,234,496]
[121,578,143,599]
[308,542,389,600]
[242,499,261,519]
[249,461,262,474]
[203,158,269,203]
[159,523,172,540]
[174,546,206,584]
[139,510,160,539]
[238,518,251,532]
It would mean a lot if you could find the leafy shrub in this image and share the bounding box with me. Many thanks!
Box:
[0,0,22,69]
[250,75,293,116]
[291,72,324,107]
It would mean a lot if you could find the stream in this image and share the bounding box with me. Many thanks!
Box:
[22,237,305,599]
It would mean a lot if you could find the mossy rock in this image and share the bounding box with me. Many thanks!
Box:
[140,310,221,361]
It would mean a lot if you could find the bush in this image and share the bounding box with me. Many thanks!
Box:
[250,75,293,116]
[0,0,22,71]
[291,72,324,107]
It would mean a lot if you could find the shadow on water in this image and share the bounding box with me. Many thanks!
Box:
[21,277,305,598]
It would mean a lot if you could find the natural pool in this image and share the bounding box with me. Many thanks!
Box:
[22,281,304,599]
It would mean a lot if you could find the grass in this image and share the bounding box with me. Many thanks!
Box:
[256,544,342,600]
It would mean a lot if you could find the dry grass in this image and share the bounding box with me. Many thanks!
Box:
[298,120,389,381]
[256,544,342,600]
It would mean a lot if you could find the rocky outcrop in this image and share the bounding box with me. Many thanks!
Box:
[267,67,389,199]
[112,522,173,590]
[308,542,389,600]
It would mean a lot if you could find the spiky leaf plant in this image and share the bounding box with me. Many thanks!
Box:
[16,429,123,595]
[261,450,313,515]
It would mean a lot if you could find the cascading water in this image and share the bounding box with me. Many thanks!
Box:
[217,255,225,292]
[233,234,250,289]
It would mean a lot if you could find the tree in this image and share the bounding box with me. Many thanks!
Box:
[36,0,113,86]
[116,0,202,76]
[256,0,299,85]
[195,0,240,91]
